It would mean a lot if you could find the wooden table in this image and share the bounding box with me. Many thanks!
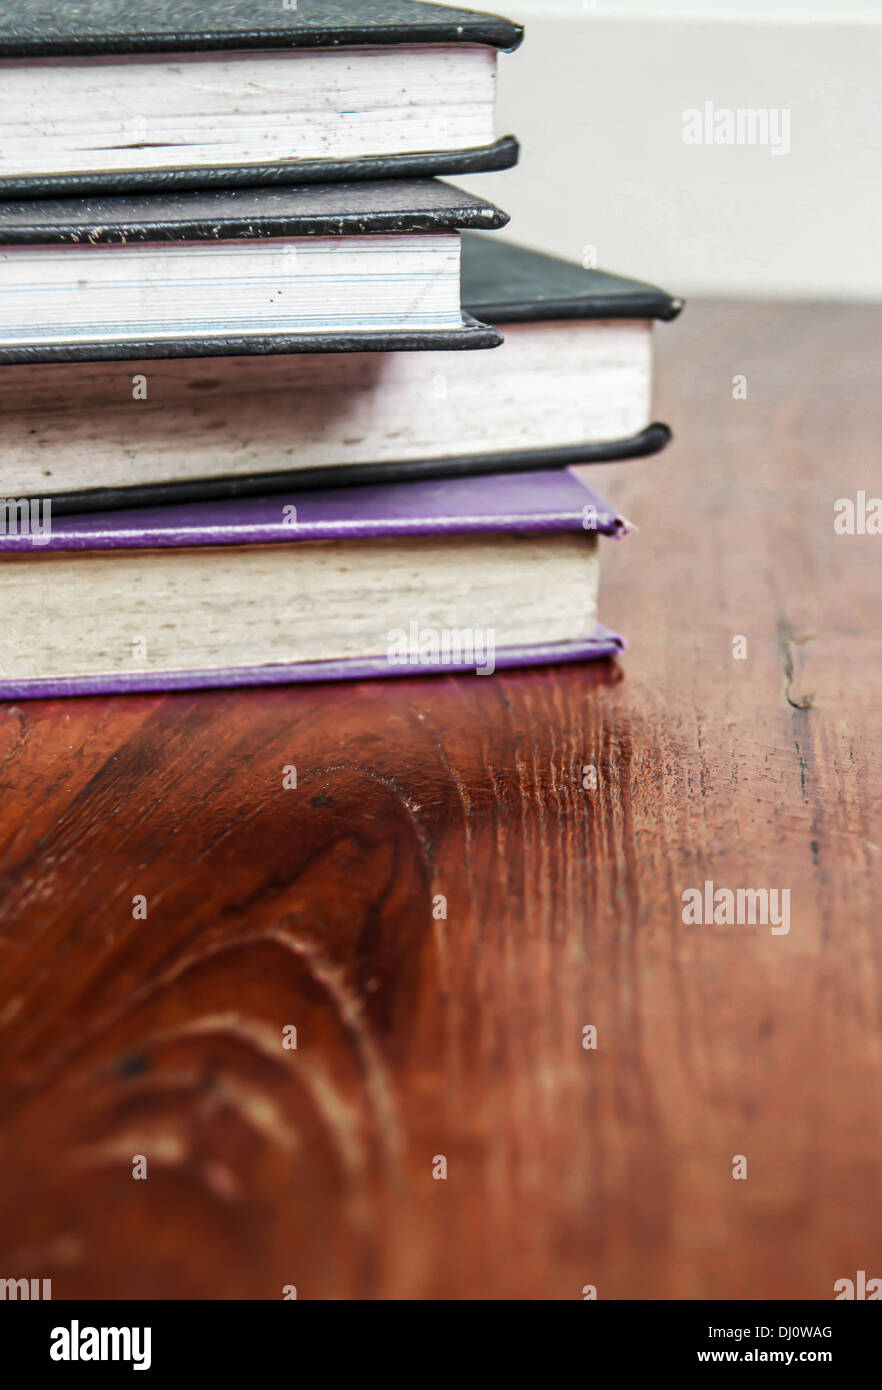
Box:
[1,299,880,1301]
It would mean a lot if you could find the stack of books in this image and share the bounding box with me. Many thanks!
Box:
[0,0,681,698]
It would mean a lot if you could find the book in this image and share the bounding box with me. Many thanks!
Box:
[0,0,523,198]
[0,181,508,362]
[1,235,682,512]
[0,470,626,699]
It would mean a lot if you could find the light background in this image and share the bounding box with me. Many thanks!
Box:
[458,0,882,300]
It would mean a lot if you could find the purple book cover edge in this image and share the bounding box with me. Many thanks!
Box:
[0,628,625,701]
[0,468,628,551]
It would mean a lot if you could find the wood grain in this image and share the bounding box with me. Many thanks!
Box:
[1,298,880,1300]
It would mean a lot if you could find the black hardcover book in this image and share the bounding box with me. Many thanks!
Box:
[0,0,523,198]
[1,235,683,512]
[462,235,683,325]
[0,180,509,364]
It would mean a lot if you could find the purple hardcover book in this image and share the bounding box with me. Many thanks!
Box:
[0,469,627,698]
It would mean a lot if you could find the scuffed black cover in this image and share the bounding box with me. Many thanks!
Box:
[0,179,509,245]
[0,318,501,367]
[0,0,524,57]
[0,138,520,203]
[461,233,685,323]
[36,427,672,516]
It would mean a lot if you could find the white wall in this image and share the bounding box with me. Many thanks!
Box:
[459,1,882,300]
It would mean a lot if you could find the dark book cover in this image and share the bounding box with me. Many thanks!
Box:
[0,0,524,57]
[462,234,684,325]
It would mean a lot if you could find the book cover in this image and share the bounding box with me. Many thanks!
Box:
[461,234,684,325]
[0,0,523,58]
